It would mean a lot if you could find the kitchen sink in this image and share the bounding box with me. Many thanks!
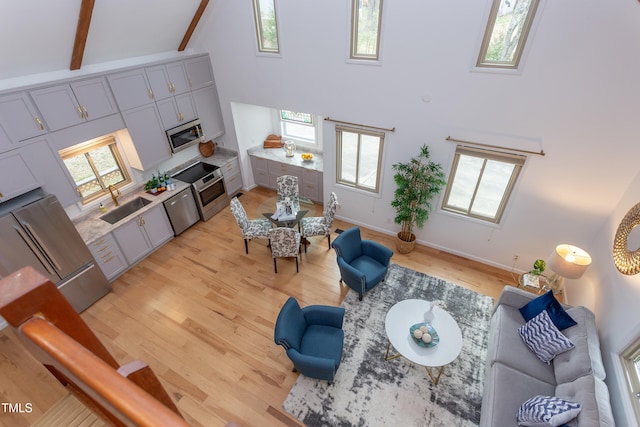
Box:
[100,197,152,224]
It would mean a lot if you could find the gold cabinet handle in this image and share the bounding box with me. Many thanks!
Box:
[188,79,192,88]
[0,192,3,199]
[35,117,45,130]
[148,89,154,99]
[82,106,89,119]
[76,106,84,118]
[177,112,181,122]
[101,251,113,259]
[169,82,175,93]
[76,188,82,196]
[103,255,115,263]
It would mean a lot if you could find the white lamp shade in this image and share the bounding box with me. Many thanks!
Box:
[546,244,592,279]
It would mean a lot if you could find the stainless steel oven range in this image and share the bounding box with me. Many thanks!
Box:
[172,161,227,221]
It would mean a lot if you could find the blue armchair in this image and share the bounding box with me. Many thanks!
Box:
[331,227,393,300]
[274,297,345,381]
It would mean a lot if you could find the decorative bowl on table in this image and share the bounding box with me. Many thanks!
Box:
[409,322,440,348]
[301,152,313,161]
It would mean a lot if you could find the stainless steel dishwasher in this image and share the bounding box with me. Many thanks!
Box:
[163,187,200,235]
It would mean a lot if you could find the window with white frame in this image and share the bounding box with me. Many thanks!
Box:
[59,136,131,204]
[621,337,640,423]
[252,0,279,53]
[477,0,540,69]
[442,146,525,223]
[350,0,383,60]
[336,125,384,193]
[280,110,316,145]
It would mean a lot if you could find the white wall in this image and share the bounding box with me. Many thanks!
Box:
[193,3,640,422]
[230,102,274,189]
[195,0,640,274]
[570,169,640,423]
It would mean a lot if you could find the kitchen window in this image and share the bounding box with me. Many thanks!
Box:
[59,136,131,204]
[477,0,540,69]
[621,337,640,423]
[350,0,383,61]
[280,110,316,145]
[336,125,384,193]
[252,0,279,53]
[442,146,525,223]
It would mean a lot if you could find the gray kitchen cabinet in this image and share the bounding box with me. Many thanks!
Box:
[19,137,81,206]
[156,92,197,130]
[112,203,173,265]
[0,125,11,153]
[107,68,155,111]
[267,160,302,189]
[120,103,172,170]
[191,84,225,141]
[302,167,323,203]
[30,77,118,131]
[146,62,189,101]
[184,56,215,90]
[0,150,39,202]
[221,156,243,197]
[250,155,270,189]
[88,233,128,281]
[0,92,47,144]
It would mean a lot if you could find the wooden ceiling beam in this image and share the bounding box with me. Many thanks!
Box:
[70,0,95,70]
[178,0,210,51]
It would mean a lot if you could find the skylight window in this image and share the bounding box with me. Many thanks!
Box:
[350,0,383,61]
[252,0,279,54]
[477,0,540,69]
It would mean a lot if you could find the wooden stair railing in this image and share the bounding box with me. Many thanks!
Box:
[0,266,190,427]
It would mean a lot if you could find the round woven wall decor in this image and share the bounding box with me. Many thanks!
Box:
[613,202,640,275]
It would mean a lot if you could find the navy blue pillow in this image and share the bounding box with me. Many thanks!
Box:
[519,290,577,330]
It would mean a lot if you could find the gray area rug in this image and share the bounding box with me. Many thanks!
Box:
[283,263,494,427]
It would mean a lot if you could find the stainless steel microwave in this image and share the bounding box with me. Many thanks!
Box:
[166,119,205,153]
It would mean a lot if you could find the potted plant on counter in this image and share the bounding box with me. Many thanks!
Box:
[391,144,446,254]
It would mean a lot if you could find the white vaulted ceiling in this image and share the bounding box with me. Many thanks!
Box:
[0,0,208,81]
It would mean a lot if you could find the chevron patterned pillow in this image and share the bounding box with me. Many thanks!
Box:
[518,310,575,364]
[517,395,582,426]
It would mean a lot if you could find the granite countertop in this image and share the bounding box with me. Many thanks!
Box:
[248,145,323,172]
[200,146,238,167]
[73,180,191,245]
[74,148,239,245]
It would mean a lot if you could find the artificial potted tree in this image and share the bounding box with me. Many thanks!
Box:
[391,144,446,254]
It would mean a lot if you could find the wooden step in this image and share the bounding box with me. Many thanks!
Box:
[33,394,105,427]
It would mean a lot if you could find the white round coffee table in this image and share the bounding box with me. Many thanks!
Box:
[384,299,463,384]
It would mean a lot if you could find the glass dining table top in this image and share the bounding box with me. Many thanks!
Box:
[262,209,308,228]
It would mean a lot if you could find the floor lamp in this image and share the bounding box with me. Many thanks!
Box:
[545,244,592,294]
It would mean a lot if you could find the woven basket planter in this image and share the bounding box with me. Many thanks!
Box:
[396,232,416,254]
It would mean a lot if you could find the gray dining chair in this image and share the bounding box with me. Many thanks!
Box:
[268,227,301,273]
[301,192,338,252]
[230,197,272,254]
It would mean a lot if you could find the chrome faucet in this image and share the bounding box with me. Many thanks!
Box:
[108,185,121,207]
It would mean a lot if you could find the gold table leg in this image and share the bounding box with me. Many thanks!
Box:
[384,340,403,361]
[384,340,446,385]
[424,366,445,385]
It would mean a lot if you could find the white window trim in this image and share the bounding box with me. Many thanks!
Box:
[335,125,386,195]
[441,145,526,224]
[61,133,136,212]
[271,109,322,150]
[470,0,547,75]
[346,0,384,66]
[621,336,640,423]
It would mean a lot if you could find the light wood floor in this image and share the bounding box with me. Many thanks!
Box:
[0,187,517,427]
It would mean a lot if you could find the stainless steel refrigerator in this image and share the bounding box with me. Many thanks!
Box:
[0,189,111,315]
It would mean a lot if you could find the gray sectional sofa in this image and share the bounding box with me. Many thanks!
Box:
[480,286,615,426]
